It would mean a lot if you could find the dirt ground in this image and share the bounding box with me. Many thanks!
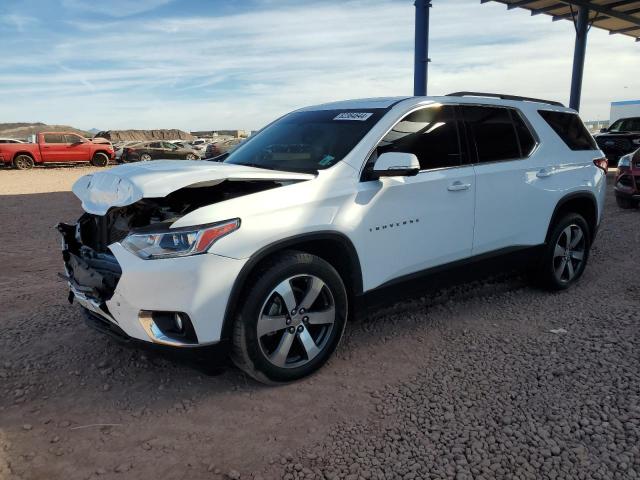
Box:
[0,165,638,480]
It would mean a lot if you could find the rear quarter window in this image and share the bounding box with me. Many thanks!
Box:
[538,110,597,151]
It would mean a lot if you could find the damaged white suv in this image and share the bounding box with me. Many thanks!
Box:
[59,93,607,383]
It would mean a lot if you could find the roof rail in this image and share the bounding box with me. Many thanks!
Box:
[446,92,564,107]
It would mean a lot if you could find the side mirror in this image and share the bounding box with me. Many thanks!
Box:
[600,127,608,133]
[373,152,420,177]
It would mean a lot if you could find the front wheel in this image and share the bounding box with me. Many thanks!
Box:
[90,152,109,167]
[139,153,152,162]
[186,153,198,160]
[231,251,348,383]
[536,213,591,291]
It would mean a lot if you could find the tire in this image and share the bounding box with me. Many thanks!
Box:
[186,153,198,160]
[13,154,34,170]
[139,153,152,162]
[536,213,591,291]
[231,251,348,383]
[616,196,637,209]
[90,152,109,167]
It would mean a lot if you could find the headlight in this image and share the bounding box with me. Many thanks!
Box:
[618,153,632,169]
[122,219,240,259]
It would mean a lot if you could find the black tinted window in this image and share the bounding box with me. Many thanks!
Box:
[538,110,597,150]
[609,118,640,133]
[377,105,461,170]
[149,142,161,148]
[462,106,520,162]
[511,110,536,156]
[43,134,65,143]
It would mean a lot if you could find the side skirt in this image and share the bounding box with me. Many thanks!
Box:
[358,245,544,311]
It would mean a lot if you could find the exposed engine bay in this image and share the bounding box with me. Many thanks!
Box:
[74,180,281,252]
[58,179,283,302]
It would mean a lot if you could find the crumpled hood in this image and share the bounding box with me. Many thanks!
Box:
[72,160,315,215]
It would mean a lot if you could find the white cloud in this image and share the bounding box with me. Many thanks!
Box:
[0,0,638,130]
[0,14,38,32]
[61,0,173,18]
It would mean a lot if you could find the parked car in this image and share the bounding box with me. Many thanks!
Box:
[204,138,244,159]
[189,138,210,153]
[58,93,607,383]
[594,116,640,165]
[120,141,200,162]
[0,132,114,169]
[0,138,25,144]
[614,148,640,209]
[114,141,141,162]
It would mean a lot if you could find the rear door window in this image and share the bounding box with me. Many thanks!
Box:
[460,106,521,163]
[510,110,536,157]
[538,110,597,150]
[43,134,65,143]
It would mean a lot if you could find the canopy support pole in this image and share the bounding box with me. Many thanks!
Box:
[413,0,431,96]
[569,6,589,111]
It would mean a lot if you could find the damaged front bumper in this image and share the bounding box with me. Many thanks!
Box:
[57,221,247,349]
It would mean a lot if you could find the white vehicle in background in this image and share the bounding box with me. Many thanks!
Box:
[189,138,209,154]
[59,92,607,383]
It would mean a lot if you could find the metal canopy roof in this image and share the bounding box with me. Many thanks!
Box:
[483,0,640,42]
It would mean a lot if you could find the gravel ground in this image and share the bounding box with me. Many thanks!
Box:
[0,166,638,480]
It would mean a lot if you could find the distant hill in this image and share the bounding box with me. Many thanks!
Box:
[0,122,92,140]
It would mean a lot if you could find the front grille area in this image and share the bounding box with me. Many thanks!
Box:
[58,222,122,302]
[618,175,633,188]
[597,137,632,154]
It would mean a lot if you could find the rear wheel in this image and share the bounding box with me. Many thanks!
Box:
[536,213,590,291]
[186,153,198,160]
[13,155,34,170]
[140,153,152,162]
[231,251,348,383]
[90,152,109,167]
[616,196,637,209]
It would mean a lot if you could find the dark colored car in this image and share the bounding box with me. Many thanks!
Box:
[204,138,244,159]
[614,148,640,209]
[594,117,640,165]
[120,141,200,163]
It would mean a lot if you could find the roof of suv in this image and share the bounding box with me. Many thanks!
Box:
[300,94,574,114]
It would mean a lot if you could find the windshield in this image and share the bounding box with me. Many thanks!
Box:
[223,109,387,172]
[609,118,640,132]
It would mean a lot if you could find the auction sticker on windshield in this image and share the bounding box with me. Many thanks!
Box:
[333,112,373,121]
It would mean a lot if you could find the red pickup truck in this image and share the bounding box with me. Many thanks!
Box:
[0,132,115,169]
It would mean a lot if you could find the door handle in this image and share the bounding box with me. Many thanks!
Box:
[536,168,553,178]
[447,181,471,192]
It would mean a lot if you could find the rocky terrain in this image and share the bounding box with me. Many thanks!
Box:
[0,167,638,480]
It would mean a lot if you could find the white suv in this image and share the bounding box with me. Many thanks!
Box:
[59,93,607,383]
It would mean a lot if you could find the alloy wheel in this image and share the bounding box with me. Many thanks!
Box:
[257,275,336,369]
[553,224,586,284]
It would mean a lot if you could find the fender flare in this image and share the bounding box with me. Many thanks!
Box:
[11,151,38,163]
[219,231,363,341]
[545,191,598,243]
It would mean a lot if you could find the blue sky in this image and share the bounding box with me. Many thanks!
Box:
[0,0,638,131]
